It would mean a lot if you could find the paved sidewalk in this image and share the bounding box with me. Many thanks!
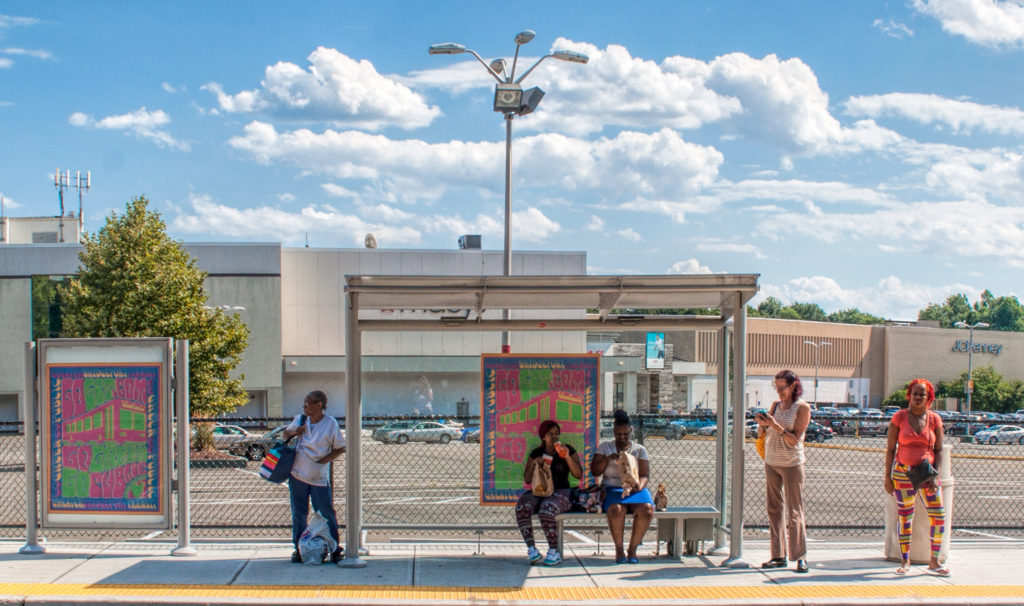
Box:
[1,537,1022,605]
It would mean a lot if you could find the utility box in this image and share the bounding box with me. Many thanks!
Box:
[456,397,470,418]
[458,235,481,250]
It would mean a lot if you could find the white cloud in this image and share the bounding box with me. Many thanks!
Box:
[2,47,50,59]
[756,197,1024,267]
[758,275,982,320]
[171,193,420,246]
[228,122,722,206]
[203,46,441,130]
[705,52,901,155]
[846,93,1024,136]
[667,258,713,274]
[584,215,605,231]
[618,227,643,242]
[694,239,766,259]
[913,0,1024,47]
[413,41,894,157]
[277,193,295,202]
[321,183,356,198]
[513,207,561,242]
[161,82,183,94]
[0,192,20,208]
[712,178,895,206]
[0,57,10,68]
[68,107,190,151]
[872,19,915,39]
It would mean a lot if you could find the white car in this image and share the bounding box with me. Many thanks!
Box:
[975,425,1024,445]
[379,421,462,444]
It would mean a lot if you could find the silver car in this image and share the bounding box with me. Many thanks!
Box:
[975,424,1024,445]
[380,421,462,444]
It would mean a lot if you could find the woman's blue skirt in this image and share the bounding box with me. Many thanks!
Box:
[601,486,654,512]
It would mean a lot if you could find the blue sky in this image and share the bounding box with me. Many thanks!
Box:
[3,1,1024,320]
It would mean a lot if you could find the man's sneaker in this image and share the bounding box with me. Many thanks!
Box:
[330,547,343,564]
[527,546,543,565]
[290,550,302,564]
[543,548,562,566]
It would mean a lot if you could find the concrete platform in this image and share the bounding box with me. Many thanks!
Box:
[1,538,1022,605]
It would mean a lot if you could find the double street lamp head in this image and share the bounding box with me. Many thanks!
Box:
[954,321,990,330]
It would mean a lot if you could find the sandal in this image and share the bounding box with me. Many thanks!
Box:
[615,556,628,564]
[895,562,910,575]
[928,565,951,577]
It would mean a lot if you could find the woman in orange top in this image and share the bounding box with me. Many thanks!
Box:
[884,378,949,576]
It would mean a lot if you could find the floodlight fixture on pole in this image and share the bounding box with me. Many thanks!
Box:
[802,340,831,406]
[429,31,588,353]
[953,321,989,435]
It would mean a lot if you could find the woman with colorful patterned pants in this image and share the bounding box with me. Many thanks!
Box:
[884,378,949,576]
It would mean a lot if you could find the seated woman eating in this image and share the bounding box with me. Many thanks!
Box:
[590,408,654,564]
[514,419,583,566]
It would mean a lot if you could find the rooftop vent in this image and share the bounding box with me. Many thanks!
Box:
[458,234,481,250]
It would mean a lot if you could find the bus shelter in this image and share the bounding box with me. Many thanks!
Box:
[341,274,759,567]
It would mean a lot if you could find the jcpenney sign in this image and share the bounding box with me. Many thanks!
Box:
[952,340,1003,355]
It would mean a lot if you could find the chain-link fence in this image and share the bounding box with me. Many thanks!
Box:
[2,414,1022,542]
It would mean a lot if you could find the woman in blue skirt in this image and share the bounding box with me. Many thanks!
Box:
[590,409,654,563]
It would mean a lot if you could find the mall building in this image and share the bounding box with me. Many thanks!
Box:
[1,215,1021,420]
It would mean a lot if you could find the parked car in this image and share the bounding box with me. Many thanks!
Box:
[805,421,835,443]
[673,417,716,432]
[860,408,884,418]
[832,419,885,437]
[461,426,481,443]
[638,417,687,440]
[229,423,287,461]
[883,406,901,418]
[600,420,614,439]
[371,420,418,442]
[947,422,989,436]
[974,424,1024,445]
[696,423,731,437]
[745,420,759,438]
[377,421,462,444]
[207,424,257,452]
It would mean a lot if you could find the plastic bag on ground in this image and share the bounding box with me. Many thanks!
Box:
[298,510,338,565]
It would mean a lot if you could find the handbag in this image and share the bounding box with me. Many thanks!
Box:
[259,414,306,484]
[907,459,938,489]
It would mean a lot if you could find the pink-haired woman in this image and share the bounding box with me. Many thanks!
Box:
[884,378,949,576]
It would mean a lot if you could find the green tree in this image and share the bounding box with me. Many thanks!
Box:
[881,384,910,410]
[826,308,886,325]
[935,366,1011,413]
[756,296,785,318]
[788,302,827,322]
[918,293,975,327]
[59,196,249,418]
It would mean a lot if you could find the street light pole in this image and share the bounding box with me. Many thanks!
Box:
[429,33,588,353]
[954,321,990,435]
[802,340,831,406]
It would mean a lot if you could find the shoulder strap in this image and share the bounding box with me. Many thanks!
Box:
[769,400,780,416]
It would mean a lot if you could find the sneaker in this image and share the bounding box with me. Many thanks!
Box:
[543,548,561,566]
[527,546,543,565]
[330,547,343,564]
[290,550,302,564]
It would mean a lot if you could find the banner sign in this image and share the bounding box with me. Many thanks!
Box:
[480,354,600,505]
[39,339,173,529]
[646,332,665,369]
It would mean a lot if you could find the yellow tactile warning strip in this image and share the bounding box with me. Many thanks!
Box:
[3,583,1024,602]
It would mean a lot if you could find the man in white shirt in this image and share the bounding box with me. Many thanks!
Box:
[283,390,346,563]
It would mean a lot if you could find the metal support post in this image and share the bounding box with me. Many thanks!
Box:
[723,295,750,568]
[20,342,44,554]
[341,291,367,567]
[172,340,196,556]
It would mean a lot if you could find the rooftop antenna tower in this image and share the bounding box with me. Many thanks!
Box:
[55,168,90,242]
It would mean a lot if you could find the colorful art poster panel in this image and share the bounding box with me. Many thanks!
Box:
[46,364,163,515]
[480,355,599,505]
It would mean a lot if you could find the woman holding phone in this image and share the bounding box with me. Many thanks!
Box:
[755,370,811,573]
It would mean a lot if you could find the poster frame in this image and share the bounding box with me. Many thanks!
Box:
[479,353,600,506]
[38,337,174,530]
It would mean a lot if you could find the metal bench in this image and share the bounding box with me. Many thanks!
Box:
[555,505,719,560]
